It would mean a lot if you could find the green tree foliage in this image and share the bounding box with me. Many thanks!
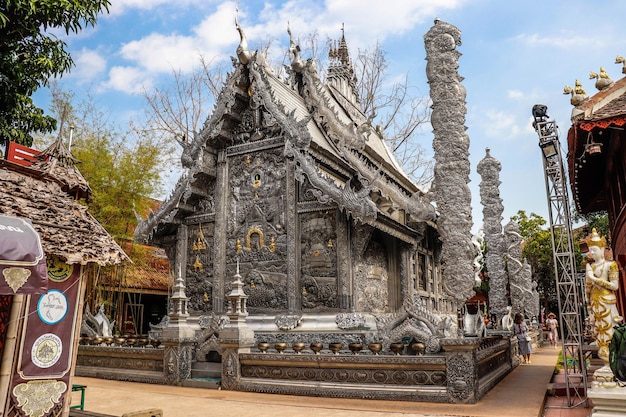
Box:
[0,0,110,146]
[573,210,610,241]
[40,85,168,240]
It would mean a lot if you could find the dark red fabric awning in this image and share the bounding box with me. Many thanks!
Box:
[0,215,47,294]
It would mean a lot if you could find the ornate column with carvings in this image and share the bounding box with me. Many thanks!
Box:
[477,148,507,323]
[219,263,255,390]
[336,211,353,310]
[424,19,475,314]
[162,225,196,385]
[213,150,228,313]
[440,339,481,404]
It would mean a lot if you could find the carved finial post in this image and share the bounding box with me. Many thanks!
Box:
[161,225,196,385]
[219,262,255,390]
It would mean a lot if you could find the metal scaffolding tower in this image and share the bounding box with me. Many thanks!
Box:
[531,105,588,408]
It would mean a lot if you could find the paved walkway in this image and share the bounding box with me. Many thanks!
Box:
[70,347,591,417]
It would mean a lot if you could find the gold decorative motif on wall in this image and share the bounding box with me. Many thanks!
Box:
[192,224,206,271]
[193,255,203,272]
[192,225,207,251]
[252,172,262,188]
[246,227,265,250]
[236,239,242,253]
[269,237,276,252]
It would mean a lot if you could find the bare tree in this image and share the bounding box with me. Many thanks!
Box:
[354,43,433,187]
[140,41,432,187]
[141,55,227,151]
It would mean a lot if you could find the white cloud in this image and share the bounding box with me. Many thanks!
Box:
[507,90,525,100]
[99,0,469,94]
[194,1,240,52]
[108,0,210,16]
[69,48,107,84]
[479,110,522,139]
[102,66,151,94]
[120,33,204,74]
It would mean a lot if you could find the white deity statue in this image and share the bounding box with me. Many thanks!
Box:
[501,306,513,331]
[94,303,113,337]
[585,229,622,367]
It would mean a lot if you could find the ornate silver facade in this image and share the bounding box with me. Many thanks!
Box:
[135,23,456,361]
[123,19,523,404]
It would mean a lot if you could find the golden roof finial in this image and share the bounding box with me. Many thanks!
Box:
[590,67,613,90]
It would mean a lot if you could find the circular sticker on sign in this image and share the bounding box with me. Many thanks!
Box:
[47,256,73,282]
[31,333,62,368]
[37,290,68,325]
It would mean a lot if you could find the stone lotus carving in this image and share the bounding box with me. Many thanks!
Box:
[274,314,302,330]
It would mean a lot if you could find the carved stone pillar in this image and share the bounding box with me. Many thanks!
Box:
[504,220,524,317]
[213,150,228,313]
[286,160,298,311]
[162,224,196,385]
[219,265,255,390]
[163,342,194,385]
[336,211,352,310]
[478,148,507,323]
[441,339,481,404]
[425,19,475,310]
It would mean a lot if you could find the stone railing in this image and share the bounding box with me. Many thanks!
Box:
[224,335,514,404]
[76,345,165,384]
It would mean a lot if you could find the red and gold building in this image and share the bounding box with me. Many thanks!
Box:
[567,67,626,316]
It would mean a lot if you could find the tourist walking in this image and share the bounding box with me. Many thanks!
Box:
[546,312,558,348]
[513,313,533,364]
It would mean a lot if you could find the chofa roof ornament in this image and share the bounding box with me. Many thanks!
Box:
[235,7,252,65]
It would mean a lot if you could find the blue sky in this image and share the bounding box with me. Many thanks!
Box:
[33,0,626,231]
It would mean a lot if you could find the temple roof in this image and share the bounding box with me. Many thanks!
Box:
[135,26,435,244]
[0,158,127,265]
[571,76,626,128]
[567,72,626,214]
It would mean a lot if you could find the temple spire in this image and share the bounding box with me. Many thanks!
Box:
[30,106,91,200]
[327,24,359,104]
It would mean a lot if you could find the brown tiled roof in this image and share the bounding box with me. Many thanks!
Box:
[0,159,128,265]
[24,135,92,200]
